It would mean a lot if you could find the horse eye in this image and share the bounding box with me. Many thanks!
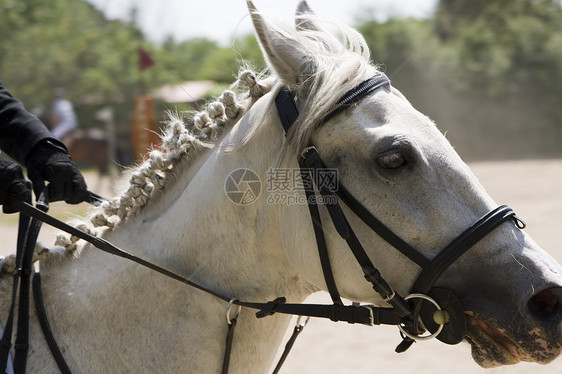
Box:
[377,151,407,170]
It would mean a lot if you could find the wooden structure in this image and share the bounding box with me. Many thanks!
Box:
[131,95,159,162]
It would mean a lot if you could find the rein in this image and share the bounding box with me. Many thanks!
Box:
[0,193,46,374]
[3,197,407,374]
[1,72,526,373]
[0,191,102,374]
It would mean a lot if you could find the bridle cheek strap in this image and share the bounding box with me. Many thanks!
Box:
[300,145,524,347]
[300,148,412,318]
[275,73,527,349]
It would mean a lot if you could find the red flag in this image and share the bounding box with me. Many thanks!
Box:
[138,47,155,71]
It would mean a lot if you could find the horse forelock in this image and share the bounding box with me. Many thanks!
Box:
[212,14,379,165]
[275,13,381,154]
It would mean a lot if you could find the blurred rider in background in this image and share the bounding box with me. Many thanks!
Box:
[50,87,78,144]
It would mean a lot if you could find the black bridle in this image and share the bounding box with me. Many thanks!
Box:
[1,72,526,373]
[275,71,526,350]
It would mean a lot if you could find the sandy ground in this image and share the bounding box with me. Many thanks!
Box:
[275,158,562,374]
[0,159,561,373]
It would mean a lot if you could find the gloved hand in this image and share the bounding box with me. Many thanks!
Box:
[0,159,32,213]
[26,140,89,204]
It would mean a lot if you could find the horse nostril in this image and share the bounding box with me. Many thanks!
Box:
[528,288,562,318]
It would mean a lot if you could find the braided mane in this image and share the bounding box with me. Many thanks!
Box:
[0,69,274,273]
[1,10,377,273]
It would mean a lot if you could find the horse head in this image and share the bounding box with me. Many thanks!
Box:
[248,0,562,367]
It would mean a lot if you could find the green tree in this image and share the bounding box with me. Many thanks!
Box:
[357,0,562,159]
[0,0,144,117]
[434,0,562,97]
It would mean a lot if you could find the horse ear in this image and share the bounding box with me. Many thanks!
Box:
[247,0,317,90]
[295,1,322,32]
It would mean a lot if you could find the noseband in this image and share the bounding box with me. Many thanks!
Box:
[275,72,526,350]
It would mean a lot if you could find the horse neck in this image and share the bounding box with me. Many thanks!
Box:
[33,97,313,372]
[58,93,308,300]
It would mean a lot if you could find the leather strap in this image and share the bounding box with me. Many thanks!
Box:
[275,88,299,134]
[336,183,430,268]
[320,73,391,126]
[8,198,407,326]
[411,205,518,294]
[276,82,346,305]
[221,318,237,374]
[14,192,48,374]
[32,272,72,374]
[298,159,343,305]
[0,213,29,373]
[272,320,306,374]
[248,299,402,326]
[300,148,412,318]
[0,191,48,374]
[8,198,233,304]
[85,191,105,206]
[275,73,391,133]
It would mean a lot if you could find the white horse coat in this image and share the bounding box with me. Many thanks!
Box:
[1,1,561,372]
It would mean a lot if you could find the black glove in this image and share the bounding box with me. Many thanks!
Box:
[26,140,89,204]
[0,159,32,213]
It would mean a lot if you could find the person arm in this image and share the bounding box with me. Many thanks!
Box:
[0,80,58,164]
[0,80,89,207]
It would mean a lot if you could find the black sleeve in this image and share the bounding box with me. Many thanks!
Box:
[0,80,62,165]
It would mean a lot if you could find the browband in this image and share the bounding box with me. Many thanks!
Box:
[275,73,391,133]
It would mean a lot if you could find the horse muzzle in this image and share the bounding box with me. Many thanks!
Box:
[459,285,562,367]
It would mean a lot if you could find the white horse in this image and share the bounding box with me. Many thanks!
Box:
[1,1,561,372]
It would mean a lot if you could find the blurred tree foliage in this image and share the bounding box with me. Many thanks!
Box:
[435,0,562,97]
[1,0,561,161]
[1,0,145,163]
[360,0,562,159]
[1,0,142,118]
[0,0,264,163]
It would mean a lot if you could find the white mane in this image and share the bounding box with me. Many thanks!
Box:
[0,69,275,273]
[0,12,379,272]
[264,11,380,151]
